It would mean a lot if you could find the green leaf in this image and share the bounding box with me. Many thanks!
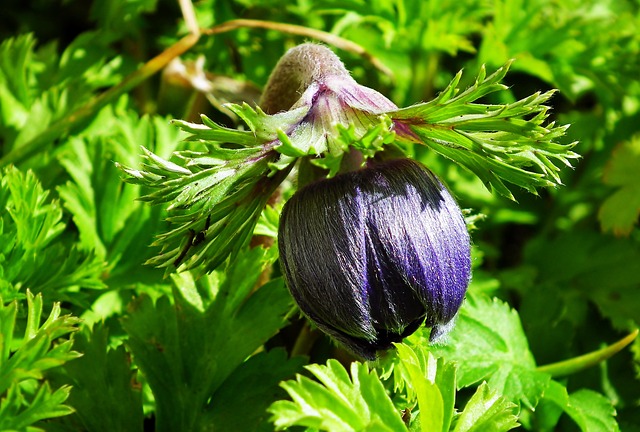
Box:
[453,382,519,432]
[0,291,80,430]
[0,382,74,431]
[205,348,306,431]
[599,137,640,236]
[394,344,456,432]
[118,117,294,274]
[269,359,407,432]
[524,231,640,329]
[121,246,293,432]
[57,108,183,283]
[536,381,621,431]
[56,323,144,432]
[0,33,35,107]
[224,103,310,143]
[391,63,578,198]
[564,389,619,432]
[534,379,570,431]
[0,166,105,304]
[428,293,551,409]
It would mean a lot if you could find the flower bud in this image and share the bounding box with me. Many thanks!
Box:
[278,159,471,359]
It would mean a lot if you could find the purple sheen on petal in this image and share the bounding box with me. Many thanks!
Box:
[325,77,398,114]
[278,158,471,359]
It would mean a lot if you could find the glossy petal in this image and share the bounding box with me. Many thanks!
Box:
[278,159,471,359]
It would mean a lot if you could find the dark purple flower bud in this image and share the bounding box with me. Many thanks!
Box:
[278,158,471,359]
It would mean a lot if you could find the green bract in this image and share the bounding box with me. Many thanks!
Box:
[119,52,576,273]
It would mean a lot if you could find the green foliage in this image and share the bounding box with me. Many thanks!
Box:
[453,382,519,432]
[392,62,579,199]
[393,345,456,432]
[52,323,144,432]
[0,167,104,304]
[429,293,552,410]
[269,359,407,431]
[57,105,183,283]
[121,246,293,431]
[563,389,620,432]
[598,136,640,236]
[270,343,520,432]
[0,0,638,430]
[207,348,306,432]
[0,291,81,430]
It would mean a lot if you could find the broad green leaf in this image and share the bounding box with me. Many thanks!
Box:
[428,293,551,409]
[564,389,619,432]
[121,246,292,432]
[524,231,640,329]
[533,379,570,431]
[205,348,306,432]
[599,137,640,236]
[453,382,519,432]
[269,359,407,432]
[56,323,144,432]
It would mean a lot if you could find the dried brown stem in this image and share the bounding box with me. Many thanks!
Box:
[203,19,394,81]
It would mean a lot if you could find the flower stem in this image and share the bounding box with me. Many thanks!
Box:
[291,321,320,357]
[536,329,638,377]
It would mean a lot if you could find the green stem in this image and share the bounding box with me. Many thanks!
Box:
[536,329,638,377]
[291,321,320,357]
[0,33,200,168]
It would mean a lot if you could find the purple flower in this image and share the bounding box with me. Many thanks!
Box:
[278,158,471,359]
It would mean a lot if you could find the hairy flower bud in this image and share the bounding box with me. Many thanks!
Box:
[278,159,471,359]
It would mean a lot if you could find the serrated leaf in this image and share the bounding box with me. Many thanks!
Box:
[391,63,577,198]
[0,166,104,303]
[564,389,619,432]
[453,382,519,432]
[0,382,74,431]
[599,137,640,236]
[225,103,310,142]
[56,323,144,432]
[205,348,306,432]
[394,344,456,432]
[428,293,551,409]
[0,291,80,430]
[269,359,407,432]
[87,111,185,281]
[121,246,293,431]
